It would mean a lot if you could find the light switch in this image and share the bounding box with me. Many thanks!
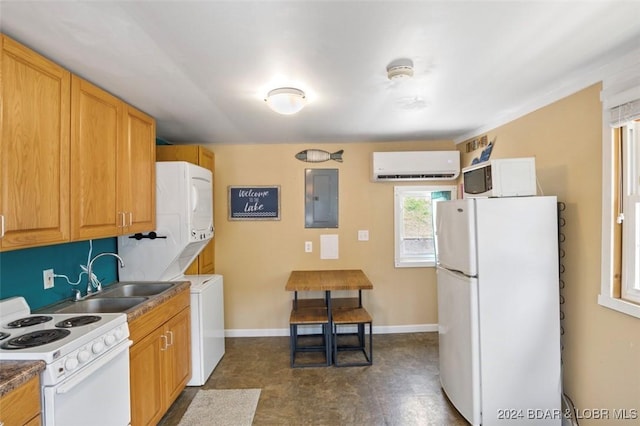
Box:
[358,230,369,241]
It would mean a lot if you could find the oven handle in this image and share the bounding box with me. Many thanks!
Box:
[56,339,132,395]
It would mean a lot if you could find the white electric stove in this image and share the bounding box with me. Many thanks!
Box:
[0,296,131,426]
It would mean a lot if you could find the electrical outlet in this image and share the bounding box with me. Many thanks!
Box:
[305,241,313,253]
[43,269,54,289]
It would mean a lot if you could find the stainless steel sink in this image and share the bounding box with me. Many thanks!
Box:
[55,297,148,314]
[101,282,175,297]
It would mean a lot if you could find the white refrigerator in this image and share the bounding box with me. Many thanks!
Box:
[436,196,562,425]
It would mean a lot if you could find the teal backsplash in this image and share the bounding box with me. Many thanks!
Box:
[0,238,119,310]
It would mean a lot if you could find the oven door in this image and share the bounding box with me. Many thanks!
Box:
[42,339,132,426]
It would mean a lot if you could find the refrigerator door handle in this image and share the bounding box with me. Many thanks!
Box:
[439,265,477,279]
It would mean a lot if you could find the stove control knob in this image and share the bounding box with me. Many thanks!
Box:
[115,328,125,340]
[77,350,91,363]
[104,334,116,347]
[65,357,79,371]
[92,341,105,354]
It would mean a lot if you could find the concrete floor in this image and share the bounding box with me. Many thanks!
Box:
[159,332,467,425]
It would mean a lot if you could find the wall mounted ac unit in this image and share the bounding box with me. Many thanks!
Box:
[371,151,460,181]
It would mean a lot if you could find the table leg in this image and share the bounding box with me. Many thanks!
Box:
[326,290,333,365]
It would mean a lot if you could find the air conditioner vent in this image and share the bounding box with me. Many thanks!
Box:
[376,173,457,180]
[372,151,460,182]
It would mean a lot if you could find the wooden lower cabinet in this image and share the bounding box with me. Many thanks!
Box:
[129,329,164,425]
[162,309,191,405]
[0,375,41,426]
[129,288,191,426]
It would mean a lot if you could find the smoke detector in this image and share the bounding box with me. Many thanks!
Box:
[386,58,414,80]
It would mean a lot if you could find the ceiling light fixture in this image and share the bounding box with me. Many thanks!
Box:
[265,87,306,115]
[387,58,414,80]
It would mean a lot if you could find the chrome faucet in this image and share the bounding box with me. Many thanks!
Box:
[86,253,125,294]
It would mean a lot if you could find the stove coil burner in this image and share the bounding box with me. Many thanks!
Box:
[0,332,10,341]
[55,315,102,328]
[6,315,53,328]
[1,329,71,349]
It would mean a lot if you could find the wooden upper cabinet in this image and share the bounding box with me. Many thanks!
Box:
[0,34,71,251]
[156,145,215,273]
[71,77,156,240]
[123,105,156,234]
[0,34,155,249]
[70,76,123,240]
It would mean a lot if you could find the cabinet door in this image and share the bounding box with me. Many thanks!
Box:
[130,328,164,426]
[0,374,41,426]
[123,105,156,234]
[25,415,42,426]
[163,308,192,408]
[0,35,70,250]
[70,76,123,240]
[156,144,198,163]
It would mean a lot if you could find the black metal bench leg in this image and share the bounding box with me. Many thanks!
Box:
[290,324,296,367]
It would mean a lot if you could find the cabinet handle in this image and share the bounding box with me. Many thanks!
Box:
[128,212,133,227]
[0,215,4,238]
[119,212,126,228]
[160,334,168,351]
[166,330,174,346]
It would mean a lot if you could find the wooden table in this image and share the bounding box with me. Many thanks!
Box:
[285,269,373,364]
[285,269,374,292]
[286,269,373,308]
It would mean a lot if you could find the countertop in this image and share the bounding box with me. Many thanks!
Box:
[36,280,191,321]
[1,280,191,397]
[0,360,45,398]
[119,280,191,322]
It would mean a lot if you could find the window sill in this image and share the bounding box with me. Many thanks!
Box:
[597,294,640,319]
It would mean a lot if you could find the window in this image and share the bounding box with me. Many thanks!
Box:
[394,186,456,268]
[599,87,640,318]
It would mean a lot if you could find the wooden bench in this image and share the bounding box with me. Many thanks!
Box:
[289,307,330,368]
[332,307,373,366]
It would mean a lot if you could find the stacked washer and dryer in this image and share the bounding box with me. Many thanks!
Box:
[117,161,225,386]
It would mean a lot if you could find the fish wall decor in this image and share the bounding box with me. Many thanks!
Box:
[295,149,343,163]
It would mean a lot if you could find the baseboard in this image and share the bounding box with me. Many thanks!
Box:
[374,323,438,334]
[225,323,438,338]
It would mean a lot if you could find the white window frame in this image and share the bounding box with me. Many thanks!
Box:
[620,122,640,303]
[394,185,457,268]
[598,65,640,319]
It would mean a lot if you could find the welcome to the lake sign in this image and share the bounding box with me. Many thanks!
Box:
[228,185,281,220]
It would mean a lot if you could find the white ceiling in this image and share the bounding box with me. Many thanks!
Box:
[1,1,639,145]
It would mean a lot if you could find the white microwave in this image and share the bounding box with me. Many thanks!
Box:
[462,157,537,198]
